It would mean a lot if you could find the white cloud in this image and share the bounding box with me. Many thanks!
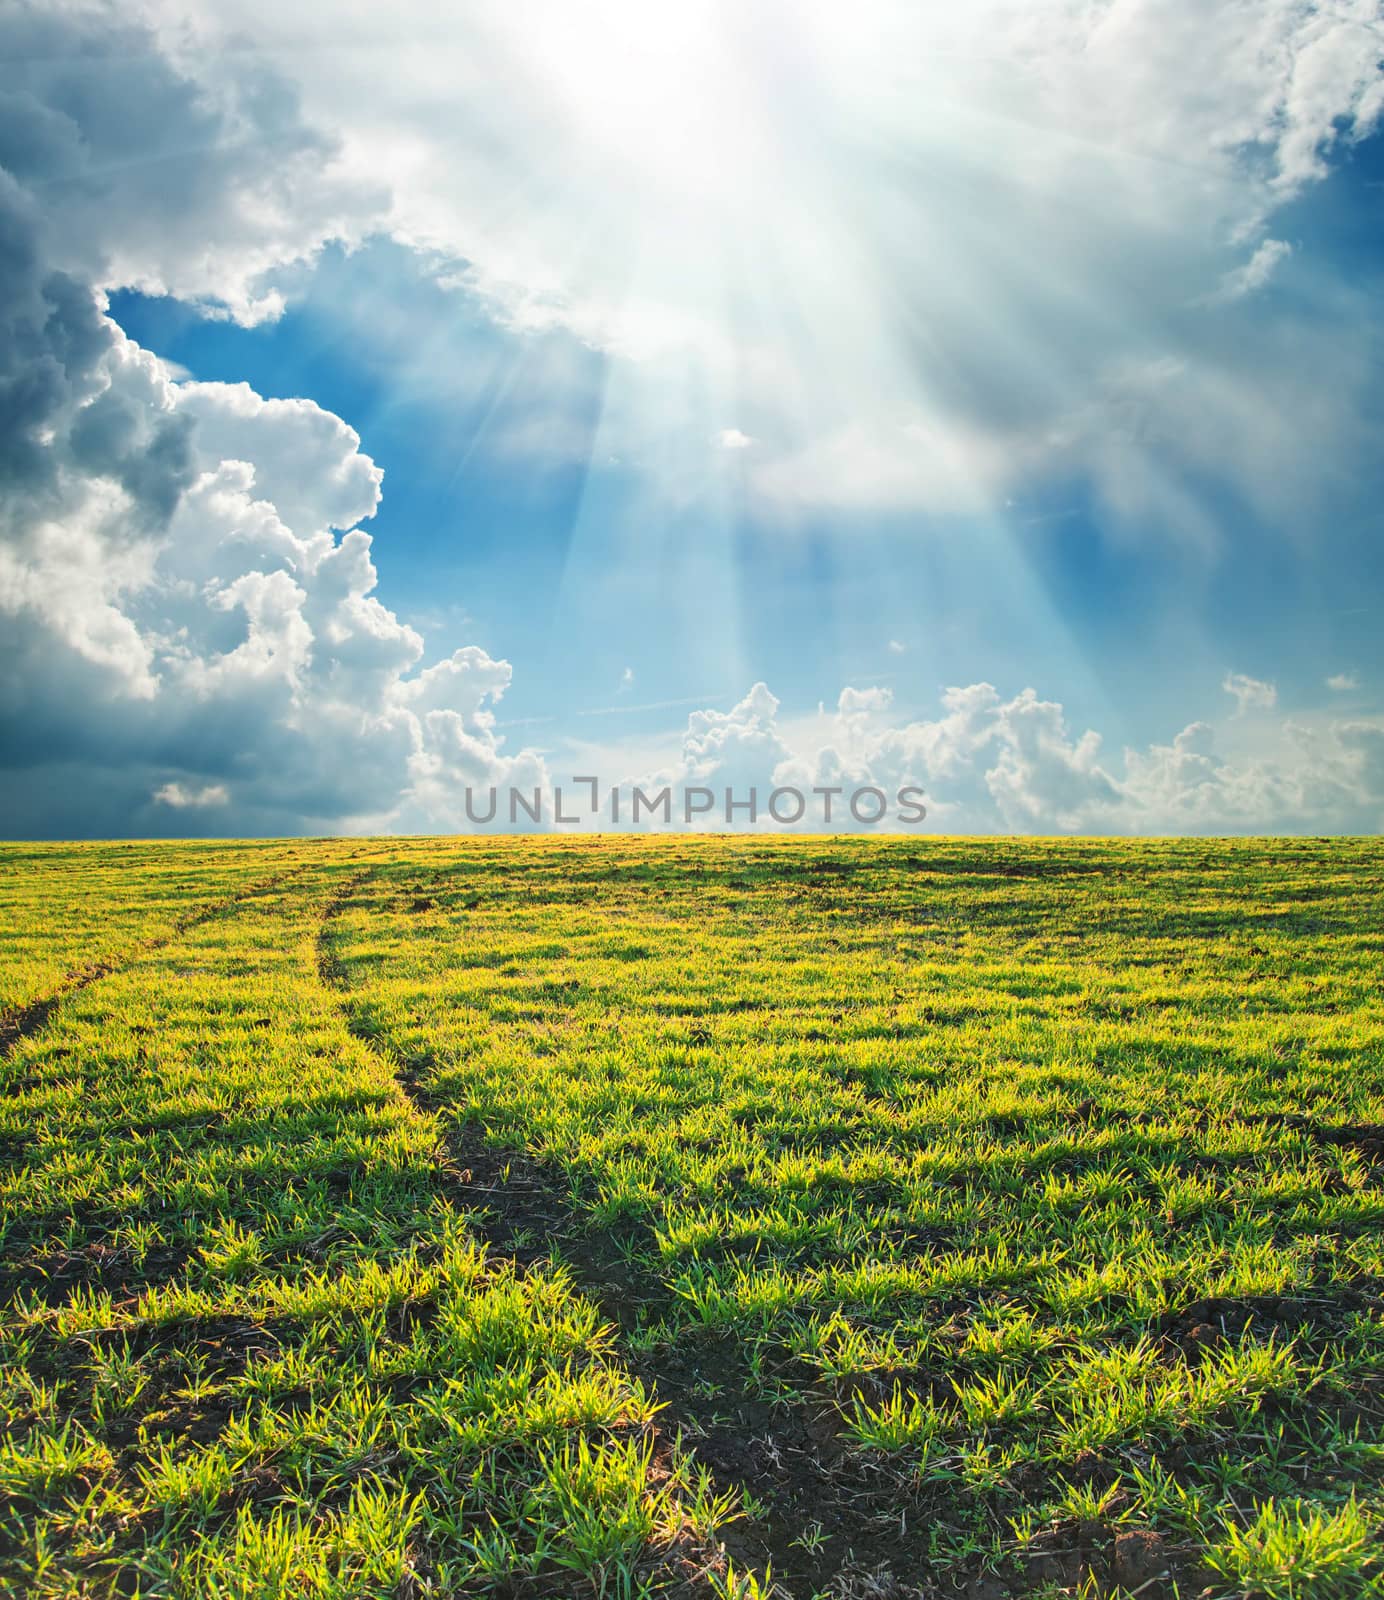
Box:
[174,385,384,535]
[154,781,229,808]
[980,691,1119,830]
[1223,672,1279,714]
[0,305,544,833]
[1327,672,1360,692]
[837,686,893,717]
[2,4,386,327]
[678,682,788,787]
[0,8,544,838]
[598,677,1384,835]
[1216,239,1293,301]
[888,640,906,655]
[125,0,1384,531]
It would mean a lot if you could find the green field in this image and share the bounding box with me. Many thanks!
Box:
[2,838,1383,1599]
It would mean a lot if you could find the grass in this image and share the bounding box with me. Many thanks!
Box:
[1,836,1382,1598]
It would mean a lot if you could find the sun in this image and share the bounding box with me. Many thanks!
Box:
[520,0,777,204]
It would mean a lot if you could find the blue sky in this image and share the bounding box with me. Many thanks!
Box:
[108,161,1383,755]
[3,1,1384,835]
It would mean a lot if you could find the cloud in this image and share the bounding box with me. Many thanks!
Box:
[601,677,1384,835]
[154,781,229,808]
[1,3,386,325]
[0,5,543,838]
[888,640,906,656]
[128,0,1384,533]
[1327,672,1360,692]
[678,682,789,788]
[1216,239,1293,301]
[980,690,1120,829]
[837,686,893,718]
[1223,672,1279,714]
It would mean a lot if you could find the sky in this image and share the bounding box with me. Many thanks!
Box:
[2,0,1383,836]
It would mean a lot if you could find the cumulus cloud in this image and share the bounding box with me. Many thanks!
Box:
[597,678,1384,835]
[1327,672,1360,692]
[678,683,789,789]
[0,2,542,838]
[1223,672,1279,714]
[1,3,385,325]
[837,686,893,718]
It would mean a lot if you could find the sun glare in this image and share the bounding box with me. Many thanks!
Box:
[526,1,772,202]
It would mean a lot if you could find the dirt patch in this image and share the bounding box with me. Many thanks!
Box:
[12,1311,288,1467]
[1294,1120,1384,1159]
[1249,1111,1384,1160]
[0,965,118,1061]
[0,1240,195,1309]
[1018,1519,1190,1598]
[1158,1287,1379,1358]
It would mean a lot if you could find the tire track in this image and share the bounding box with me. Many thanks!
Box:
[314,865,769,1597]
[315,863,662,1296]
[1,856,320,1066]
[0,853,398,1307]
[313,867,946,1600]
